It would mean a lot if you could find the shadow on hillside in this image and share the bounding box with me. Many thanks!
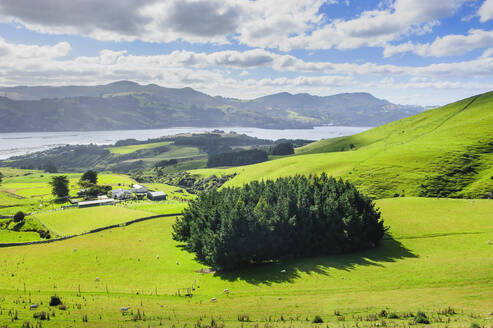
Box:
[213,235,417,285]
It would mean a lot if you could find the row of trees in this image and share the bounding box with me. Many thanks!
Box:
[172,174,386,270]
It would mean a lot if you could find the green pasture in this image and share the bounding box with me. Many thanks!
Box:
[0,229,43,243]
[0,197,491,327]
[106,141,172,154]
[32,206,155,237]
[190,92,493,198]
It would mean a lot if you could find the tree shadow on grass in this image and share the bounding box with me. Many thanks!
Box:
[212,235,417,286]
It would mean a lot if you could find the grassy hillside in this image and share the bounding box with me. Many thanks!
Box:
[192,92,493,198]
[0,198,491,327]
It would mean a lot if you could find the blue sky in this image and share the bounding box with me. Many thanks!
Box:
[1,0,493,105]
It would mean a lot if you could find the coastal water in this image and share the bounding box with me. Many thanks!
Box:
[0,126,371,160]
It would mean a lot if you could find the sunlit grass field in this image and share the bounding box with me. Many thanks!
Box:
[32,206,156,237]
[0,198,491,327]
[106,141,173,154]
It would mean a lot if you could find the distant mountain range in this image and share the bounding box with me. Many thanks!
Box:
[0,81,425,132]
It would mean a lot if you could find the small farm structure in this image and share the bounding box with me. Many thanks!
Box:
[132,184,148,194]
[112,189,133,200]
[147,191,167,201]
[78,198,115,208]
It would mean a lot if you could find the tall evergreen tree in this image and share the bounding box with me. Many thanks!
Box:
[80,170,98,185]
[50,176,70,199]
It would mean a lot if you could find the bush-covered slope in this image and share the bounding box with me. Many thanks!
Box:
[193,92,493,198]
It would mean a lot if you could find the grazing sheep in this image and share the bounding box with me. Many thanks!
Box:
[280,269,286,273]
[488,240,492,245]
[223,289,229,293]
[73,248,77,252]
[30,304,39,310]
[121,307,131,313]
[210,297,217,302]
[95,277,100,282]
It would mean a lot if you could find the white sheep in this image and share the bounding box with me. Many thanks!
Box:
[280,269,286,273]
[121,306,131,313]
[210,297,217,302]
[30,304,39,310]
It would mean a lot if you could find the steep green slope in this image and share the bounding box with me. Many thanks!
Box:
[192,92,493,198]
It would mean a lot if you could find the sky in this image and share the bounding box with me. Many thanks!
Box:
[1,0,493,106]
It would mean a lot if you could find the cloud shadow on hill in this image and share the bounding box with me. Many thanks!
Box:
[211,235,417,286]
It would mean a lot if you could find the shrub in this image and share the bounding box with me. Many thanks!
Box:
[379,310,388,318]
[470,323,481,328]
[387,313,400,319]
[414,311,429,324]
[13,211,25,223]
[173,174,386,270]
[49,296,62,306]
[58,304,67,310]
[38,230,51,239]
[312,315,324,323]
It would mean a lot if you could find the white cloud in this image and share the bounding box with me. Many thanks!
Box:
[0,37,71,59]
[1,38,493,105]
[279,0,467,51]
[479,0,493,22]
[0,0,468,51]
[384,29,493,57]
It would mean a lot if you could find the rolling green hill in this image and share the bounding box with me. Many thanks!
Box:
[192,91,493,198]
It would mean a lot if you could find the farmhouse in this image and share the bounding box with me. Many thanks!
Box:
[78,198,116,208]
[111,188,133,200]
[147,191,167,201]
[132,184,148,194]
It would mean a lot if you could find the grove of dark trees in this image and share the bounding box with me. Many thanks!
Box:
[271,142,295,155]
[207,149,268,167]
[172,174,386,270]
